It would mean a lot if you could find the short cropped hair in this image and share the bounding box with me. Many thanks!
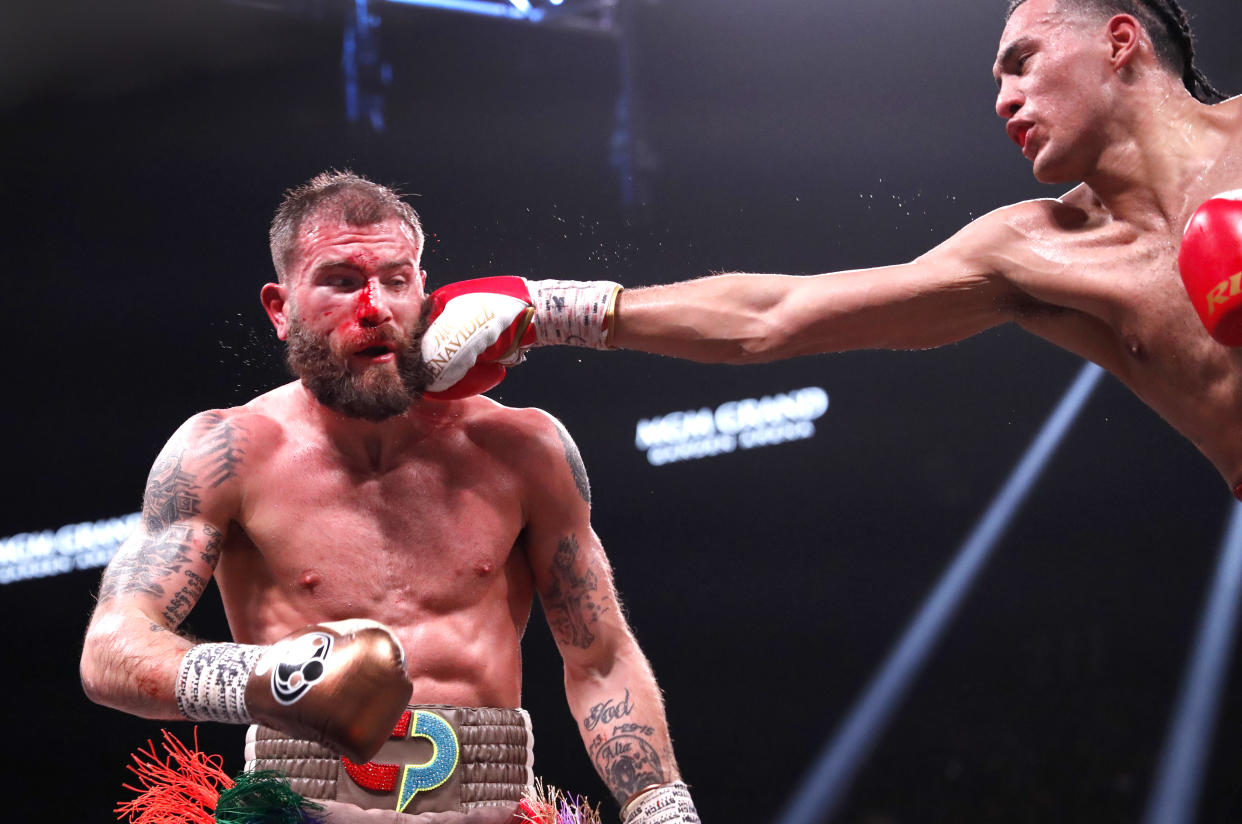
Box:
[269,170,425,283]
[1005,0,1226,103]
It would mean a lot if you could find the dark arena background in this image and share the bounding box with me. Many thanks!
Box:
[5,1,1242,821]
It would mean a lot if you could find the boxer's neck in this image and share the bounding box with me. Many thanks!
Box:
[1083,89,1235,231]
[299,384,448,471]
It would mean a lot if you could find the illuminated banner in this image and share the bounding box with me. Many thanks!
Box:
[0,513,139,585]
[635,386,829,466]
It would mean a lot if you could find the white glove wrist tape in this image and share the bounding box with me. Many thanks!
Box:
[176,642,262,724]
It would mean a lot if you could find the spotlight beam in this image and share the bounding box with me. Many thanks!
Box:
[1143,500,1242,824]
[775,361,1105,824]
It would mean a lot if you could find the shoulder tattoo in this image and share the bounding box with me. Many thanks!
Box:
[199,412,248,488]
[554,422,591,506]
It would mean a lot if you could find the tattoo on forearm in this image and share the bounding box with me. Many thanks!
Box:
[544,535,602,649]
[589,729,666,803]
[585,689,635,731]
[555,424,591,505]
[200,413,246,488]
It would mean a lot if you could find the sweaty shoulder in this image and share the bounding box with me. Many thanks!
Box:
[965,194,1097,246]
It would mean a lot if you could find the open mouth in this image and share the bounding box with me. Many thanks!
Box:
[1009,123,1031,150]
[353,343,397,361]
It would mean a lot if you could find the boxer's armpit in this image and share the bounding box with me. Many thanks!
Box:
[542,534,605,650]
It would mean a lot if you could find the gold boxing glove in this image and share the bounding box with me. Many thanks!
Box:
[177,619,413,764]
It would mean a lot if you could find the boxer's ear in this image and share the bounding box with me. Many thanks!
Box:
[261,282,290,340]
[1104,14,1141,71]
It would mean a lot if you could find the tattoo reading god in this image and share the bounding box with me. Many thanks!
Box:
[585,689,634,731]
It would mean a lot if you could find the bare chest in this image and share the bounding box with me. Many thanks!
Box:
[1010,200,1242,480]
[232,442,527,613]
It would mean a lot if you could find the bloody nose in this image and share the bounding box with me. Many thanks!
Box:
[356,281,382,324]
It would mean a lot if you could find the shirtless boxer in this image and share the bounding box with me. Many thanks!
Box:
[421,0,1242,496]
[79,172,699,824]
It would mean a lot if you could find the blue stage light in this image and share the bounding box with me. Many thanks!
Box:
[384,0,545,22]
[775,362,1104,824]
[1143,500,1242,824]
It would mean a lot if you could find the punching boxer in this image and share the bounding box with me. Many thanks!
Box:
[421,0,1242,500]
[79,171,700,824]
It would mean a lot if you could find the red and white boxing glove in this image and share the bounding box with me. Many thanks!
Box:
[176,619,413,764]
[420,276,622,399]
[1179,190,1242,345]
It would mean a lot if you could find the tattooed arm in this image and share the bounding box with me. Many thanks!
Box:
[524,414,685,807]
[80,410,246,719]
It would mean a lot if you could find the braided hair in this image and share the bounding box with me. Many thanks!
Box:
[1005,0,1227,103]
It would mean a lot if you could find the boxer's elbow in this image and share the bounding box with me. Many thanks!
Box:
[561,630,631,684]
[722,305,804,364]
[79,629,117,708]
[79,616,173,716]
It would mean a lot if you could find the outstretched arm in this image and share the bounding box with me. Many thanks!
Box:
[422,211,1029,393]
[523,414,695,816]
[610,215,1025,363]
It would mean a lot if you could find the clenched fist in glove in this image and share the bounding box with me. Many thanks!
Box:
[420,276,621,399]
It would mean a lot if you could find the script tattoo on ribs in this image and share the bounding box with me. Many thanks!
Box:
[544,535,602,649]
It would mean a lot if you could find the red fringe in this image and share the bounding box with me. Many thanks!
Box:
[115,729,235,824]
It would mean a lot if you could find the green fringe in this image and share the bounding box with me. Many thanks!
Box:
[214,770,326,824]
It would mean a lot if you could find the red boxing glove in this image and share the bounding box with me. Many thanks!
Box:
[420,276,537,400]
[1179,191,1242,345]
[420,276,622,399]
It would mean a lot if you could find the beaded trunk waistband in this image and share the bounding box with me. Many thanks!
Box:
[244,705,534,817]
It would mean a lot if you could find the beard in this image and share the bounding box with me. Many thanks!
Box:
[285,303,434,422]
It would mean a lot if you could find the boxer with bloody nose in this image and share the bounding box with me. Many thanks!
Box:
[81,171,699,824]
